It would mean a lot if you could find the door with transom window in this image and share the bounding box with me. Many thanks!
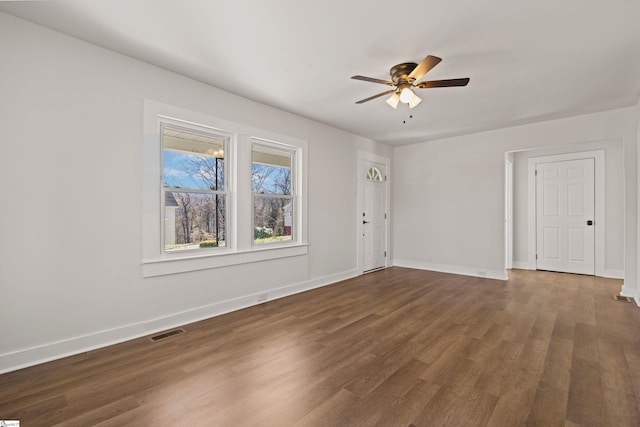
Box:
[362,160,387,272]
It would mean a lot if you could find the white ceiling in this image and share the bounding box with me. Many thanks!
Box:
[2,0,640,146]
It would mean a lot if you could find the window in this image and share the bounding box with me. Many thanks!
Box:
[366,166,383,182]
[143,100,308,277]
[252,143,295,244]
[162,124,228,252]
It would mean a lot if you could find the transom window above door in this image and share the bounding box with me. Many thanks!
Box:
[366,166,383,182]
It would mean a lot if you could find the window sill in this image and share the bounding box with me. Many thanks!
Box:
[142,243,308,278]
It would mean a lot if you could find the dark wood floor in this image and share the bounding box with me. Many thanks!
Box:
[1,267,640,426]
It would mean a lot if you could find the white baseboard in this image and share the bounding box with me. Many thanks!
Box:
[508,263,622,280]
[512,261,534,270]
[620,284,638,304]
[392,259,507,281]
[0,269,359,374]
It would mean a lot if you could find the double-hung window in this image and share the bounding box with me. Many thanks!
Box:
[252,142,295,245]
[143,100,308,277]
[161,124,229,252]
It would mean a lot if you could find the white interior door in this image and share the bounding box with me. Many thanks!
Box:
[363,161,386,272]
[536,158,595,275]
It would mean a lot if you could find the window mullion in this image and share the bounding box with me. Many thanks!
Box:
[165,187,227,196]
[252,193,292,199]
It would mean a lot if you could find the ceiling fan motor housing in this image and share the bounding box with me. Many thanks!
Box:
[390,62,418,84]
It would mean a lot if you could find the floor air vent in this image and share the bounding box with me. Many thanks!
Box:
[613,295,634,303]
[150,328,185,342]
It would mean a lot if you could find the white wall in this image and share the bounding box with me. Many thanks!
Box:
[511,141,625,277]
[393,108,637,284]
[0,13,391,373]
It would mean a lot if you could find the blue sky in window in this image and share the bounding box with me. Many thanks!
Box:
[164,149,289,193]
[252,164,291,194]
[163,150,222,190]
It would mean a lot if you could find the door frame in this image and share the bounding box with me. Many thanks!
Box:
[357,151,391,275]
[505,154,514,270]
[527,150,605,276]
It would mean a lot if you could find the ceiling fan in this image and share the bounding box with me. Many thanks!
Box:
[351,54,470,109]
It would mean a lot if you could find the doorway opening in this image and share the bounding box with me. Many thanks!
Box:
[505,146,621,279]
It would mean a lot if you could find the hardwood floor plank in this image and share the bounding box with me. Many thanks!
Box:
[565,356,605,425]
[1,268,638,426]
[373,379,441,427]
[525,339,573,426]
[599,339,640,426]
[484,337,548,426]
[623,350,640,417]
[334,358,430,426]
[292,388,358,427]
[472,339,525,397]
[50,396,140,427]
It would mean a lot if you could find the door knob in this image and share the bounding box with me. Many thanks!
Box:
[587,220,593,226]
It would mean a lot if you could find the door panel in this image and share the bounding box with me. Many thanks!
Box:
[536,158,595,275]
[568,228,585,261]
[543,227,560,259]
[543,184,559,216]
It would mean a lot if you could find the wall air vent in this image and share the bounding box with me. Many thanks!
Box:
[150,328,185,342]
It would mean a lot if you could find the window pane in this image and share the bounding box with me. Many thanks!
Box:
[165,191,226,251]
[163,126,226,191]
[254,197,293,244]
[252,145,292,195]
[366,166,383,182]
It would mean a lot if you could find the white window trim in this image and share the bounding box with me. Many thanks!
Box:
[143,100,308,277]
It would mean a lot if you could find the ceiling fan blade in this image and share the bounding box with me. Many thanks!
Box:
[416,77,470,89]
[408,55,442,81]
[351,75,395,86]
[355,89,397,104]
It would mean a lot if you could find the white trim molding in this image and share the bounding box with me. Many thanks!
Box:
[620,285,638,300]
[512,261,534,270]
[393,259,508,281]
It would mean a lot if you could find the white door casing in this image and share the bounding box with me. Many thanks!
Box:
[363,161,386,272]
[505,155,513,270]
[536,158,595,275]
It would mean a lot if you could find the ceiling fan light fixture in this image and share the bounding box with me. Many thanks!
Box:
[352,54,468,109]
[399,86,415,104]
[386,92,400,109]
[408,94,422,109]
